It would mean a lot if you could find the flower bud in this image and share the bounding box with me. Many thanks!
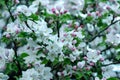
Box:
[72,66,77,71]
[6,34,10,38]
[51,8,56,14]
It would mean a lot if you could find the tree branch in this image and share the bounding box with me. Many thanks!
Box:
[5,1,15,22]
[88,19,120,43]
[13,41,22,75]
[24,21,35,33]
[101,46,112,53]
[56,19,60,38]
[102,61,120,66]
[5,0,22,76]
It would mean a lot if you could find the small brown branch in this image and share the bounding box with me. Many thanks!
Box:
[5,1,15,22]
[88,19,120,43]
[56,20,60,38]
[13,41,22,75]
[5,0,22,76]
[102,61,120,66]
[24,21,35,33]
[101,46,112,53]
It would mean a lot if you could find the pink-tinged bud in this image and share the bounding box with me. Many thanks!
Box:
[96,11,101,17]
[84,56,87,60]
[51,8,56,14]
[80,25,84,28]
[6,34,10,38]
[27,64,31,68]
[70,47,76,51]
[61,39,65,42]
[72,40,77,45]
[74,25,78,29]
[63,33,68,37]
[71,33,76,37]
[60,11,63,15]
[68,24,72,27]
[72,66,77,71]
[87,13,91,16]
[100,58,104,62]
[14,0,19,4]
[15,29,20,34]
[61,72,64,76]
[56,13,59,16]
[64,10,67,14]
[86,66,90,70]
[89,62,94,66]
[97,50,101,55]
[106,6,110,10]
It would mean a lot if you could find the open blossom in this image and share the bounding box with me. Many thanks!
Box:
[87,23,95,32]
[20,62,53,80]
[27,19,53,36]
[20,68,39,80]
[16,4,38,16]
[34,62,53,80]
[86,49,102,63]
[0,47,14,62]
[64,0,84,13]
[106,33,120,45]
[77,61,85,68]
[90,37,103,46]
[102,66,116,79]
[0,73,9,80]
[0,47,14,72]
[32,0,49,6]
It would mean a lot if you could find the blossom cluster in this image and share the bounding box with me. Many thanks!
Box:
[0,0,120,80]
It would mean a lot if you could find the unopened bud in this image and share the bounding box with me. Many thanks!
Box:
[6,34,10,38]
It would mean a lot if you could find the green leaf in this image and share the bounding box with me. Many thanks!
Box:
[86,71,92,76]
[116,51,120,60]
[20,53,29,58]
[5,62,18,75]
[18,32,28,38]
[61,58,71,65]
[29,14,39,21]
[42,59,49,64]
[60,14,72,23]
[29,33,37,40]
[19,13,28,21]
[64,76,71,80]
[52,58,59,66]
[107,77,119,80]
[1,36,11,44]
[75,72,83,79]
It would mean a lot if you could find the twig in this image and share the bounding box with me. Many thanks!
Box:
[13,41,22,75]
[26,0,29,6]
[102,61,120,66]
[5,1,15,22]
[101,46,112,53]
[88,19,120,43]
[5,0,22,76]
[24,21,35,33]
[56,19,60,38]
